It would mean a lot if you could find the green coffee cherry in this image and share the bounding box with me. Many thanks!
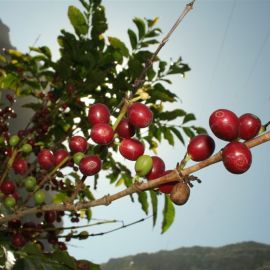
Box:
[34,190,45,205]
[24,176,37,192]
[135,155,153,177]
[4,196,16,208]
[9,135,20,147]
[73,152,85,165]
[21,143,32,154]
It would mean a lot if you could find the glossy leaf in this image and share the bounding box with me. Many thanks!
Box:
[133,17,146,40]
[183,127,195,138]
[68,6,88,35]
[150,83,177,102]
[164,127,174,146]
[171,127,185,145]
[150,190,158,227]
[161,194,175,234]
[29,46,52,59]
[108,37,129,57]
[138,191,149,215]
[183,113,196,124]
[127,29,137,50]
[159,109,186,121]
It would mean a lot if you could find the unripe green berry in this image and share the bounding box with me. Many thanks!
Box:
[24,176,37,192]
[9,135,20,147]
[135,155,153,177]
[4,196,16,208]
[73,152,85,165]
[21,143,32,154]
[34,190,45,205]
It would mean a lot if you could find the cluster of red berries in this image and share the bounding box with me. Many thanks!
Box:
[187,109,261,174]
[36,102,154,177]
[209,109,261,174]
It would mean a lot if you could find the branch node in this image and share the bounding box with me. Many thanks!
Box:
[132,181,144,193]
[103,194,111,206]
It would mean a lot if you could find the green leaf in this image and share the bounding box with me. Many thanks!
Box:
[29,46,52,59]
[146,66,156,81]
[150,190,158,227]
[68,6,88,35]
[159,109,186,121]
[83,187,95,201]
[164,127,174,146]
[161,194,175,234]
[170,127,185,145]
[138,191,149,215]
[127,29,137,50]
[79,0,90,10]
[183,113,196,124]
[150,83,177,102]
[133,17,146,40]
[0,73,19,90]
[108,37,129,57]
[86,208,92,221]
[183,127,195,138]
[147,17,159,28]
[168,57,191,76]
[191,126,207,135]
[91,4,107,42]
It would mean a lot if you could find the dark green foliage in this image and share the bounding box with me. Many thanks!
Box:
[102,242,270,270]
[11,243,100,270]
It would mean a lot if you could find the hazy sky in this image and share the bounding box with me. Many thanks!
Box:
[1,0,270,265]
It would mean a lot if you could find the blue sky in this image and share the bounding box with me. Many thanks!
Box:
[1,0,270,264]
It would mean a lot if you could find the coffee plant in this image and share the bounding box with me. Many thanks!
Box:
[0,0,269,269]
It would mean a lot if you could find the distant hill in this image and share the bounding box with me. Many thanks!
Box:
[102,242,270,270]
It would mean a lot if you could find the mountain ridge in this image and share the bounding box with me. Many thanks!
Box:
[102,241,270,270]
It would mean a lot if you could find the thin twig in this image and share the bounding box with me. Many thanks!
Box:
[132,0,195,91]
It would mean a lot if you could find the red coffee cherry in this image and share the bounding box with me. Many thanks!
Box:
[146,156,166,180]
[159,170,178,194]
[1,180,16,195]
[128,102,153,128]
[54,149,69,166]
[44,211,57,224]
[38,149,55,170]
[209,109,239,141]
[13,159,28,175]
[116,118,135,139]
[119,138,145,161]
[12,233,27,248]
[69,136,88,153]
[90,123,114,145]
[239,113,261,140]
[79,155,102,176]
[222,141,252,174]
[187,134,215,161]
[88,103,110,126]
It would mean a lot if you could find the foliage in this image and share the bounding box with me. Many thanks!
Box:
[0,0,205,268]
